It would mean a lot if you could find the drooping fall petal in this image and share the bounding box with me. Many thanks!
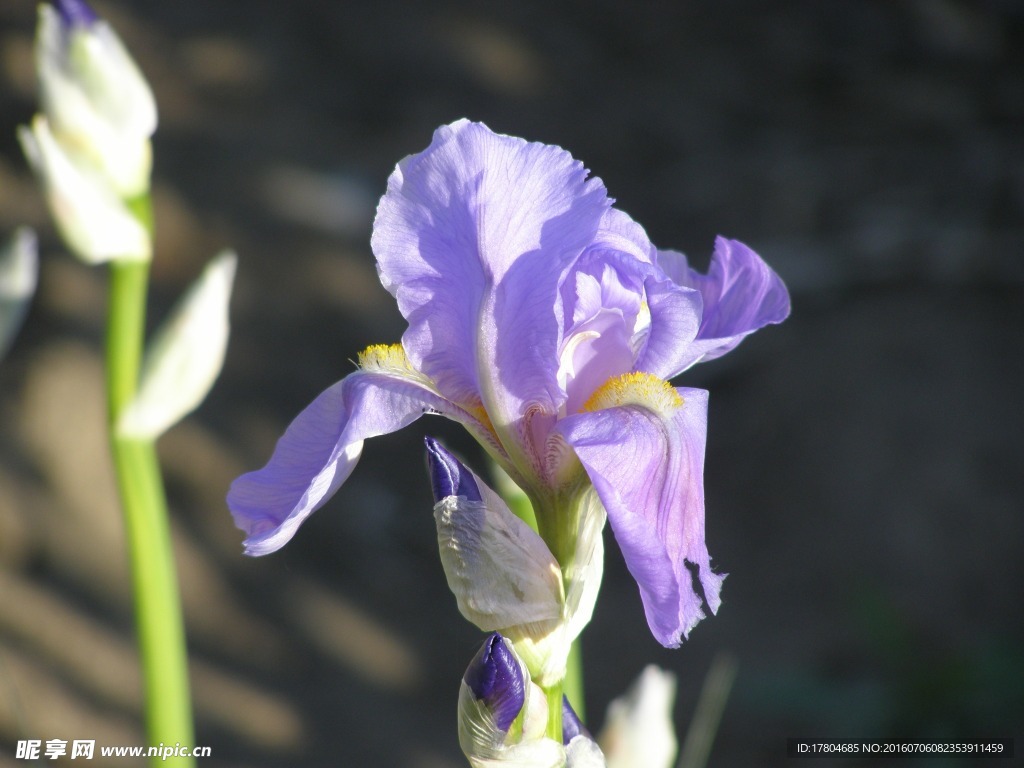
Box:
[557,382,722,647]
[228,354,486,555]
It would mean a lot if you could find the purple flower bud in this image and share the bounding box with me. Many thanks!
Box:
[425,437,481,502]
[561,696,592,745]
[52,0,98,29]
[463,633,525,733]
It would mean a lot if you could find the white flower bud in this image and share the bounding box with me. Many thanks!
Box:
[36,1,156,196]
[0,227,38,360]
[18,115,150,263]
[118,251,236,438]
[598,666,678,768]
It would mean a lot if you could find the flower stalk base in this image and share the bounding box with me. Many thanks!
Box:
[107,257,195,768]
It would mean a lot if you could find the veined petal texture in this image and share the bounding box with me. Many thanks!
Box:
[430,442,563,631]
[228,365,482,555]
[557,386,722,647]
[372,119,609,431]
[658,236,790,371]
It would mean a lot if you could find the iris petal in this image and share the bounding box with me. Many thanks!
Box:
[228,369,482,555]
[372,119,609,440]
[658,236,790,371]
[556,387,722,647]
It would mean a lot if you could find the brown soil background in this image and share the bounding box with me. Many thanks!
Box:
[1,1,1022,766]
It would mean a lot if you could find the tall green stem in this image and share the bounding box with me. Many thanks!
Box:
[107,256,195,767]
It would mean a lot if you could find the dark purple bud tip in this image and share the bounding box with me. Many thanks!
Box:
[52,0,99,28]
[425,437,481,502]
[561,696,592,745]
[464,633,525,733]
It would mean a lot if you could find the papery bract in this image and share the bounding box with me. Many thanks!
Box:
[427,439,604,685]
[119,251,237,439]
[228,119,790,647]
[0,227,38,361]
[598,666,678,768]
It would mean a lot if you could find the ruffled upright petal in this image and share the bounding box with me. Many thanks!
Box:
[657,237,790,371]
[228,365,481,555]
[372,119,609,438]
[556,385,722,647]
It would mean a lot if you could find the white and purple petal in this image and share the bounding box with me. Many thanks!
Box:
[555,388,722,647]
[427,439,564,632]
[658,237,790,371]
[228,369,480,555]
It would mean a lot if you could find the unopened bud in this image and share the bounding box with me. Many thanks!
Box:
[19,116,150,263]
[428,440,563,634]
[458,633,565,768]
[0,228,38,360]
[598,666,677,768]
[36,0,157,196]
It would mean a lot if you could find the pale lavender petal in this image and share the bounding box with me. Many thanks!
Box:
[658,237,790,372]
[560,243,702,396]
[555,388,722,647]
[228,370,472,555]
[372,120,609,427]
[558,267,640,413]
[632,272,702,381]
[590,207,658,264]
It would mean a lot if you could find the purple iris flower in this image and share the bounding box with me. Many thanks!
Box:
[228,120,789,647]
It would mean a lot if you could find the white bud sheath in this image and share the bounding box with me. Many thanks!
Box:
[565,736,607,768]
[458,635,567,768]
[507,491,606,687]
[458,679,560,765]
[599,666,678,768]
[0,227,38,360]
[118,251,236,438]
[19,116,150,263]
[434,475,564,632]
[36,3,156,197]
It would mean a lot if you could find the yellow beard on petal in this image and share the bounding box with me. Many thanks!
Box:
[357,342,414,372]
[356,342,440,391]
[581,371,684,416]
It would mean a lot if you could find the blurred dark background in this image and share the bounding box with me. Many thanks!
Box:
[1,1,1022,766]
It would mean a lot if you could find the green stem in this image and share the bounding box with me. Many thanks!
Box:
[107,257,195,767]
[563,639,584,723]
[544,681,563,742]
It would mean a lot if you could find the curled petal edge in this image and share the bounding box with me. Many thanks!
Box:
[228,366,487,555]
[556,385,722,647]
